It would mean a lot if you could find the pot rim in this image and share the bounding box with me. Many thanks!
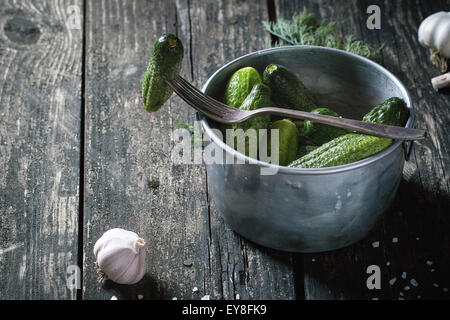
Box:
[200,45,414,175]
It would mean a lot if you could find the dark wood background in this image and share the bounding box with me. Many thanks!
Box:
[0,0,448,300]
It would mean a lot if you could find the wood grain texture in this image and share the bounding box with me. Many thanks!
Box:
[82,0,295,300]
[276,0,450,300]
[0,0,82,299]
[186,0,296,300]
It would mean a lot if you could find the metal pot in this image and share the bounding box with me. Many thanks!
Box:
[201,46,413,253]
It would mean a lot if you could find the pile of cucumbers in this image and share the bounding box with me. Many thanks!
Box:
[223,64,409,168]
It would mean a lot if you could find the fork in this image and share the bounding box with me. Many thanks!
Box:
[167,75,426,140]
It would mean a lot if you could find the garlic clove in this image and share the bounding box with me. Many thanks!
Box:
[94,228,146,285]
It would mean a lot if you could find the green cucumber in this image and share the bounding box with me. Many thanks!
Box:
[289,134,391,168]
[300,107,349,146]
[224,67,262,109]
[142,33,184,112]
[263,64,318,112]
[269,119,299,166]
[362,97,409,126]
[289,97,409,168]
[231,83,271,156]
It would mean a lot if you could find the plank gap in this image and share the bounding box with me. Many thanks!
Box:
[266,0,278,45]
[77,0,87,301]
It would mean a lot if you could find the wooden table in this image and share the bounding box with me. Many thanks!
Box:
[1,0,449,300]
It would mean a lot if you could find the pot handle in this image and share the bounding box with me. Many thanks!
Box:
[402,140,414,161]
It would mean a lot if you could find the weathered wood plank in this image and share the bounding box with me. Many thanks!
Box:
[276,0,450,300]
[82,0,296,300]
[186,0,296,300]
[0,0,82,299]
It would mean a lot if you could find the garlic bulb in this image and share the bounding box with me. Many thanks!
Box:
[94,228,146,285]
[418,11,450,71]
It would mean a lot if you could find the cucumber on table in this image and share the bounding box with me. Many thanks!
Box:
[142,33,184,112]
[263,64,318,112]
[289,97,409,168]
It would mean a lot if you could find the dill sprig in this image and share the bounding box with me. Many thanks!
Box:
[263,10,381,59]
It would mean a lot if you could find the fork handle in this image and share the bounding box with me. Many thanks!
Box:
[253,107,426,141]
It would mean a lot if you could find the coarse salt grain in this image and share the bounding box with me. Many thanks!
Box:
[410,279,419,287]
[192,286,199,293]
[426,261,433,266]
[392,237,398,243]
[201,295,210,300]
[401,272,407,279]
[111,296,118,300]
[389,278,397,286]
[372,241,380,248]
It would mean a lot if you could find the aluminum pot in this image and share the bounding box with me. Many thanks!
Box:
[201,46,413,253]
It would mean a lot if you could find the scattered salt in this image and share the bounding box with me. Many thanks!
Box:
[111,296,118,300]
[401,272,407,279]
[312,258,316,262]
[431,269,435,272]
[371,297,378,300]
[410,279,419,287]
[433,283,439,288]
[426,260,433,266]
[416,237,420,241]
[443,288,448,292]
[386,261,391,266]
[392,237,398,243]
[137,294,143,300]
[201,295,210,300]
[404,286,410,291]
[389,278,397,286]
[399,292,404,296]
[192,286,199,293]
[372,241,380,248]
[398,297,405,300]
[172,297,178,300]
[235,294,240,300]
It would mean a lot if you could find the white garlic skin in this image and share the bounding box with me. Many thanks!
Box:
[94,228,146,285]
[418,11,450,58]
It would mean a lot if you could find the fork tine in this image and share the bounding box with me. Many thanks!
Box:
[167,78,226,122]
[170,77,226,116]
[173,76,233,114]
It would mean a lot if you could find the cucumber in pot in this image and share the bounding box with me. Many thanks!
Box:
[224,67,262,108]
[289,97,409,168]
[297,145,319,158]
[263,64,318,112]
[142,33,184,112]
[362,97,409,126]
[269,119,299,166]
[300,107,349,146]
[231,83,271,156]
[289,134,392,168]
